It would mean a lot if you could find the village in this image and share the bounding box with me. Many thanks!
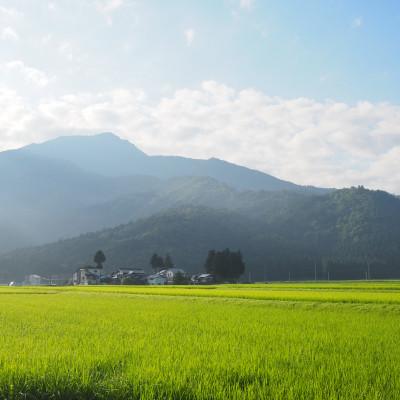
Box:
[10,249,245,287]
[13,266,215,287]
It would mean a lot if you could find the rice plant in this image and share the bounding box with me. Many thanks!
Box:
[0,282,400,399]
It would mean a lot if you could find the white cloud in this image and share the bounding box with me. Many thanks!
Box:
[0,6,21,19]
[57,41,87,63]
[0,7,22,42]
[352,16,363,28]
[40,34,52,46]
[1,26,19,41]
[240,0,254,10]
[184,29,195,46]
[96,0,124,25]
[1,61,51,87]
[0,82,400,193]
[58,41,74,61]
[96,0,124,13]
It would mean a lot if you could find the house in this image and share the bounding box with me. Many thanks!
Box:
[73,266,102,285]
[24,274,45,285]
[8,281,22,286]
[147,273,168,285]
[158,268,186,284]
[111,267,145,280]
[114,268,148,285]
[120,267,145,275]
[191,273,216,285]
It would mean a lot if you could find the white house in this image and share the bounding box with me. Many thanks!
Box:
[159,268,186,284]
[73,266,102,285]
[8,281,22,286]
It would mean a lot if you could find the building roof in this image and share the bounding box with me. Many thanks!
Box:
[148,274,167,280]
[75,266,99,272]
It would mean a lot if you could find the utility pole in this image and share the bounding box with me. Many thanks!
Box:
[289,271,291,281]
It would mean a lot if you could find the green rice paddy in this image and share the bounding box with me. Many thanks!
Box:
[1,282,400,399]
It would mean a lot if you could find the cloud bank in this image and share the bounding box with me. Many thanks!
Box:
[1,61,51,87]
[1,26,19,41]
[0,81,399,193]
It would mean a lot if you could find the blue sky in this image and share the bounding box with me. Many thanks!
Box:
[2,0,400,101]
[1,0,400,192]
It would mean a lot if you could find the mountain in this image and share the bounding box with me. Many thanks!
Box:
[0,133,328,253]
[1,187,399,282]
[22,132,327,192]
[0,151,307,253]
[22,133,148,178]
[0,147,164,252]
[3,133,398,282]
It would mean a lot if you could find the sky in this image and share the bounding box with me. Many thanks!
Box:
[1,0,400,192]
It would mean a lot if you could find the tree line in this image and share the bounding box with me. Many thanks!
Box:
[204,249,245,282]
[149,249,246,282]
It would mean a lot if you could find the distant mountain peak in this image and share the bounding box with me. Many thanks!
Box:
[12,132,329,192]
[20,132,148,177]
[88,132,139,146]
[26,132,145,153]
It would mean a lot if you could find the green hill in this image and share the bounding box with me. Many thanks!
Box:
[1,187,399,281]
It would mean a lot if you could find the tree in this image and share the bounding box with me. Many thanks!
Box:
[231,250,245,279]
[164,253,174,269]
[204,249,245,282]
[94,250,106,269]
[150,253,164,272]
[173,271,188,285]
[204,250,216,274]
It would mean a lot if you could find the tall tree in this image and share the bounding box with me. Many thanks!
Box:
[150,253,164,272]
[164,253,174,269]
[204,250,216,274]
[94,250,106,269]
[204,249,245,282]
[232,250,245,279]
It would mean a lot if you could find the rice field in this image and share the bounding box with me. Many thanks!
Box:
[1,282,400,399]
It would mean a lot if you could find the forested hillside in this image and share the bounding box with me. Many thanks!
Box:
[1,187,399,281]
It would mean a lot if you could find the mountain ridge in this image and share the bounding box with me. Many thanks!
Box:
[1,187,399,281]
[21,132,329,192]
[0,132,330,253]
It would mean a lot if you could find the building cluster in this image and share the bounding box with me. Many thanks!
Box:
[72,265,216,285]
[73,266,151,285]
[8,267,216,287]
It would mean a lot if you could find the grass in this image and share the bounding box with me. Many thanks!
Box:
[1,282,400,399]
